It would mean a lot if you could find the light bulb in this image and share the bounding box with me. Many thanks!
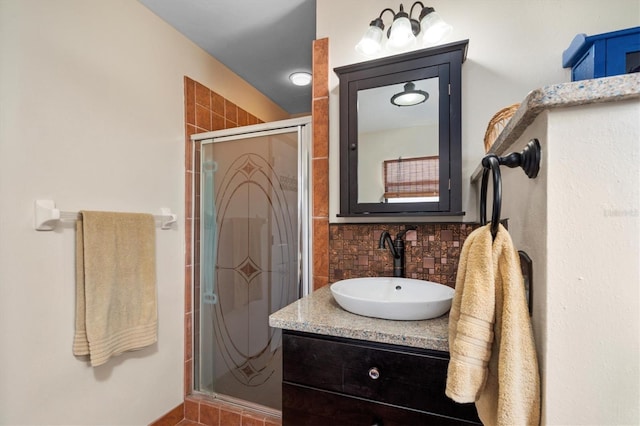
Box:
[386,16,416,52]
[394,92,426,106]
[355,25,384,56]
[420,11,452,45]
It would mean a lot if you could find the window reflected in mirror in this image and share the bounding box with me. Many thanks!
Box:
[383,155,439,203]
[357,77,439,204]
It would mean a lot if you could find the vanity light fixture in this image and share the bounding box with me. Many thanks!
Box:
[289,72,312,86]
[390,82,429,106]
[355,2,452,56]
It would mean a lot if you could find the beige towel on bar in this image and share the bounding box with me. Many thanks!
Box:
[446,224,540,426]
[73,211,157,367]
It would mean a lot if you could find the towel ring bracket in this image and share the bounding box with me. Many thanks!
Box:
[480,139,541,239]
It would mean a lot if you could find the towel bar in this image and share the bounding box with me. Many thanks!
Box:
[34,199,177,231]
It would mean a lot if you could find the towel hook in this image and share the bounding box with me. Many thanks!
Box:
[480,139,542,239]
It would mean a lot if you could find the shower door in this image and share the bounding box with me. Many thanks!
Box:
[194,118,310,413]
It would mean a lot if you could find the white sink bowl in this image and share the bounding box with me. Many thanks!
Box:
[330,277,455,321]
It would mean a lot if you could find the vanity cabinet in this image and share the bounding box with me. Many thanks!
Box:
[282,330,480,425]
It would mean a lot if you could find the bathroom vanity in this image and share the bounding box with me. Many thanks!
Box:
[270,287,480,425]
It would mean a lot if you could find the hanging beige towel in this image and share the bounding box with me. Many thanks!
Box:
[446,224,540,426]
[73,211,157,367]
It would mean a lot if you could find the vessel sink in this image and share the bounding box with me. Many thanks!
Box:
[330,277,455,321]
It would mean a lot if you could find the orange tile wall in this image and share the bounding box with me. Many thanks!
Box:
[312,38,330,290]
[184,73,264,395]
[182,76,277,426]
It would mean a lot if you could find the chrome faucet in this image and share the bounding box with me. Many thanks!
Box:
[378,226,417,278]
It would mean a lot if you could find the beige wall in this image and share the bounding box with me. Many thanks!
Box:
[495,100,640,425]
[317,0,640,223]
[0,0,287,424]
[543,102,639,424]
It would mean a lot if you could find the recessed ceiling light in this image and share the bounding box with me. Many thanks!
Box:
[289,72,312,86]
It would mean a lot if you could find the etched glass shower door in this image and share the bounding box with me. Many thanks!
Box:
[197,123,308,412]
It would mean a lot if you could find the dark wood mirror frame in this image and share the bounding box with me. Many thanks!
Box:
[335,39,469,217]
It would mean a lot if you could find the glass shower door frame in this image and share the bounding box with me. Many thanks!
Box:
[190,116,312,413]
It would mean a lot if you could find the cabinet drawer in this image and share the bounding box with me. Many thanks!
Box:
[283,383,479,426]
[283,331,479,422]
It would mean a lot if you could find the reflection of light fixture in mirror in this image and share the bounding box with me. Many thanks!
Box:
[289,72,312,86]
[355,2,452,56]
[390,82,429,106]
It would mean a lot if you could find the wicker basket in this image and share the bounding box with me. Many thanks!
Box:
[483,103,520,153]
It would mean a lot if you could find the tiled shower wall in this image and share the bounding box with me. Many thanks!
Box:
[184,75,265,397]
[329,223,480,287]
[176,38,329,425]
[182,76,282,426]
[311,38,330,291]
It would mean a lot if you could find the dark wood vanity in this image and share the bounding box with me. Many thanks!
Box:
[282,330,480,425]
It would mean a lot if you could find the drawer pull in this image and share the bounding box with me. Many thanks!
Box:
[368,367,380,380]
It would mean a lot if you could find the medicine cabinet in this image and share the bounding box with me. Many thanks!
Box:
[335,39,468,216]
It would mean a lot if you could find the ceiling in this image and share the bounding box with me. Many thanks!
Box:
[138,0,316,115]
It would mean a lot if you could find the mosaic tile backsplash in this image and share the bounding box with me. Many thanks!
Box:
[329,223,481,287]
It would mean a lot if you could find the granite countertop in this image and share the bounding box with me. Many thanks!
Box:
[269,285,450,352]
[472,73,640,181]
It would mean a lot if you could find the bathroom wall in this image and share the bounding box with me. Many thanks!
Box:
[317,0,640,223]
[494,101,640,425]
[543,102,639,424]
[0,1,287,424]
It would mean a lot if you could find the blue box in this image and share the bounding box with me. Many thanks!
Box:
[562,26,640,81]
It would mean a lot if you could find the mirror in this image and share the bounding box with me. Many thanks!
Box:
[335,40,468,217]
[357,77,439,204]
